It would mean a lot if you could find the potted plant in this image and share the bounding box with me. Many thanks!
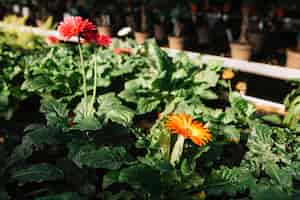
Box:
[134,2,149,44]
[97,12,112,36]
[286,33,300,69]
[151,1,168,45]
[230,1,252,60]
[168,3,187,50]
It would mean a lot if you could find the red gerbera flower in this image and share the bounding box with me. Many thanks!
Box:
[114,47,131,55]
[82,30,98,42]
[57,16,96,40]
[45,36,60,45]
[95,34,112,47]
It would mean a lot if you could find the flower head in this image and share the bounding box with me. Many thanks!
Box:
[96,34,112,47]
[236,81,247,93]
[82,30,98,42]
[114,47,131,55]
[57,16,96,39]
[222,69,235,80]
[166,113,212,146]
[45,36,60,45]
[191,3,198,13]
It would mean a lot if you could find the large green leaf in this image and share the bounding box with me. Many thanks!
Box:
[136,98,160,114]
[40,99,69,130]
[7,125,63,167]
[98,93,135,127]
[119,164,161,198]
[72,96,102,131]
[36,192,86,200]
[11,163,64,186]
[69,145,131,170]
[194,68,220,87]
[229,92,256,118]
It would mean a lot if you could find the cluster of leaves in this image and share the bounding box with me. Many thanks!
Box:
[0,37,300,200]
[284,80,300,131]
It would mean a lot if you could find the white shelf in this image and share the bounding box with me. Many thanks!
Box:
[166,48,300,81]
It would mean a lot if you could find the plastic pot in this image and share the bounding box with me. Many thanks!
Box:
[168,36,184,50]
[97,26,112,36]
[134,32,148,44]
[230,43,252,61]
[286,49,300,69]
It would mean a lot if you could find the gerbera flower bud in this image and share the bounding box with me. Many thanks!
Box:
[235,81,247,94]
[222,69,235,80]
[57,16,96,40]
[45,36,60,45]
[95,34,112,47]
[114,48,131,55]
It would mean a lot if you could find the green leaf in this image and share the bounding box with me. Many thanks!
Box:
[193,85,218,100]
[194,68,220,87]
[11,163,64,186]
[137,98,160,114]
[261,114,282,125]
[207,166,256,197]
[103,170,120,189]
[119,164,161,198]
[72,96,102,131]
[229,92,256,118]
[250,182,291,200]
[265,162,292,188]
[71,115,102,131]
[7,125,63,167]
[40,99,69,129]
[36,192,85,200]
[103,190,135,200]
[70,145,131,170]
[98,93,135,127]
[223,125,241,143]
[146,40,172,72]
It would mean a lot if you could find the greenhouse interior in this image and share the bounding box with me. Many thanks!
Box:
[1,0,300,199]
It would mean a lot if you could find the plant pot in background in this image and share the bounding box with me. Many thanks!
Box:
[286,49,300,69]
[230,43,252,61]
[97,26,111,36]
[168,36,184,50]
[248,32,264,54]
[134,32,148,44]
[154,24,165,42]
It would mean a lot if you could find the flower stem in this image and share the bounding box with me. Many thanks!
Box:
[228,80,232,94]
[90,56,97,113]
[170,134,185,166]
[78,42,88,117]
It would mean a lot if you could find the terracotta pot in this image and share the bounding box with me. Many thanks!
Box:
[286,49,300,69]
[230,43,252,61]
[248,32,264,53]
[154,24,165,42]
[168,36,184,50]
[134,32,148,44]
[97,26,111,36]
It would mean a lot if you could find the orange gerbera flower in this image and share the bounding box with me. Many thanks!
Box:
[165,113,212,146]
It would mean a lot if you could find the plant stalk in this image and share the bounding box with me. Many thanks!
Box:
[90,56,97,114]
[78,37,88,117]
[170,134,185,166]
